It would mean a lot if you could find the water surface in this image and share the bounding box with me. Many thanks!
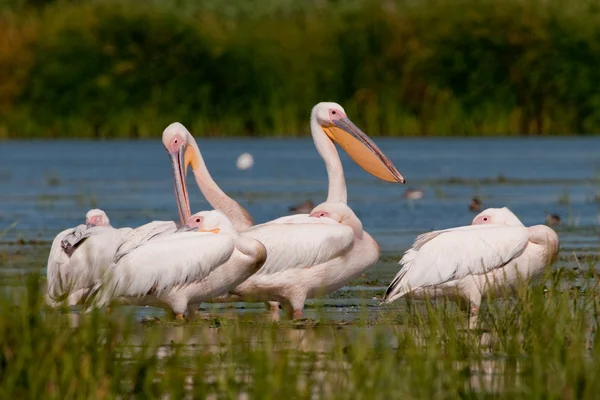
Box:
[0,137,598,312]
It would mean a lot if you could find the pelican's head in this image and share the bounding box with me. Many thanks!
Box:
[184,210,237,235]
[85,209,110,228]
[309,201,363,236]
[312,102,405,184]
[472,207,524,227]
[163,122,199,224]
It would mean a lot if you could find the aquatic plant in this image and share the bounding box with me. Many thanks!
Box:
[1,262,599,398]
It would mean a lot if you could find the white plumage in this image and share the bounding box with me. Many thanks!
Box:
[46,209,132,307]
[94,231,235,304]
[389,225,530,298]
[220,202,380,318]
[91,210,266,318]
[112,220,178,262]
[245,217,355,275]
[162,103,404,318]
[383,207,560,328]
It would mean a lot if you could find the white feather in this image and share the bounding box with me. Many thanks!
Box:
[46,226,132,305]
[94,232,236,306]
[385,225,530,301]
[113,221,178,262]
[244,220,355,275]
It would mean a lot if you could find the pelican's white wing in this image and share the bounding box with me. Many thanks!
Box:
[113,221,178,263]
[46,227,80,301]
[244,220,355,275]
[95,232,236,305]
[264,215,340,225]
[384,225,529,302]
[47,226,130,304]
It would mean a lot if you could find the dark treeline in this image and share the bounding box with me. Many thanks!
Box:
[2,0,600,138]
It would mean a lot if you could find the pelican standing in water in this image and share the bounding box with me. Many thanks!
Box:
[90,211,266,319]
[46,209,132,307]
[382,207,559,328]
[163,102,405,318]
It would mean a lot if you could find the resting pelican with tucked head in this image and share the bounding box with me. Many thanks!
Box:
[163,102,405,318]
[46,209,132,307]
[382,207,559,328]
[90,210,266,319]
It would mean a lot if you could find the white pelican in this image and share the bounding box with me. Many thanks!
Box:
[46,209,132,307]
[382,207,559,328]
[91,210,266,319]
[163,102,405,317]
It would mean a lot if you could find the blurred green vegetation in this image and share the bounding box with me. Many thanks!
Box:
[1,0,600,138]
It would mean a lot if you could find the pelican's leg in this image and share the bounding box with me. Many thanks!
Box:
[169,296,189,321]
[265,301,280,312]
[281,295,306,320]
[290,295,307,320]
[175,313,185,321]
[468,305,480,330]
[467,293,483,330]
[264,301,281,322]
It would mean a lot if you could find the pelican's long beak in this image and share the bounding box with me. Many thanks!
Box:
[322,118,405,183]
[169,146,192,224]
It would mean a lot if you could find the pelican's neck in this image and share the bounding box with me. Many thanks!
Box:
[310,117,347,204]
[187,136,254,231]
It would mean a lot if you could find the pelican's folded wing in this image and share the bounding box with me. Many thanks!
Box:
[49,226,116,301]
[245,220,355,275]
[47,227,79,299]
[96,232,236,304]
[113,221,178,263]
[264,215,340,225]
[384,225,529,302]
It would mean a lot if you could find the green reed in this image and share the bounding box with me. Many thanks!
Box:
[1,0,600,138]
[1,261,599,399]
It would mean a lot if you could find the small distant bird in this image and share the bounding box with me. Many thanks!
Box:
[236,152,254,171]
[469,197,482,212]
[288,200,315,214]
[546,214,561,226]
[402,189,424,200]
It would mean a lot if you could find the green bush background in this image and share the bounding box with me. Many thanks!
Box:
[2,0,600,138]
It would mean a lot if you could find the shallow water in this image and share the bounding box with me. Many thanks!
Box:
[0,137,599,314]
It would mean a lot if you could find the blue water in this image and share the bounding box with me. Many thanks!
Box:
[1,138,598,250]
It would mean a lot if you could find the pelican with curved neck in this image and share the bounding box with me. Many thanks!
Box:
[164,102,404,226]
[162,123,253,230]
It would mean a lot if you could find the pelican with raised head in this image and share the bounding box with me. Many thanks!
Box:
[163,102,405,318]
[382,207,559,328]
